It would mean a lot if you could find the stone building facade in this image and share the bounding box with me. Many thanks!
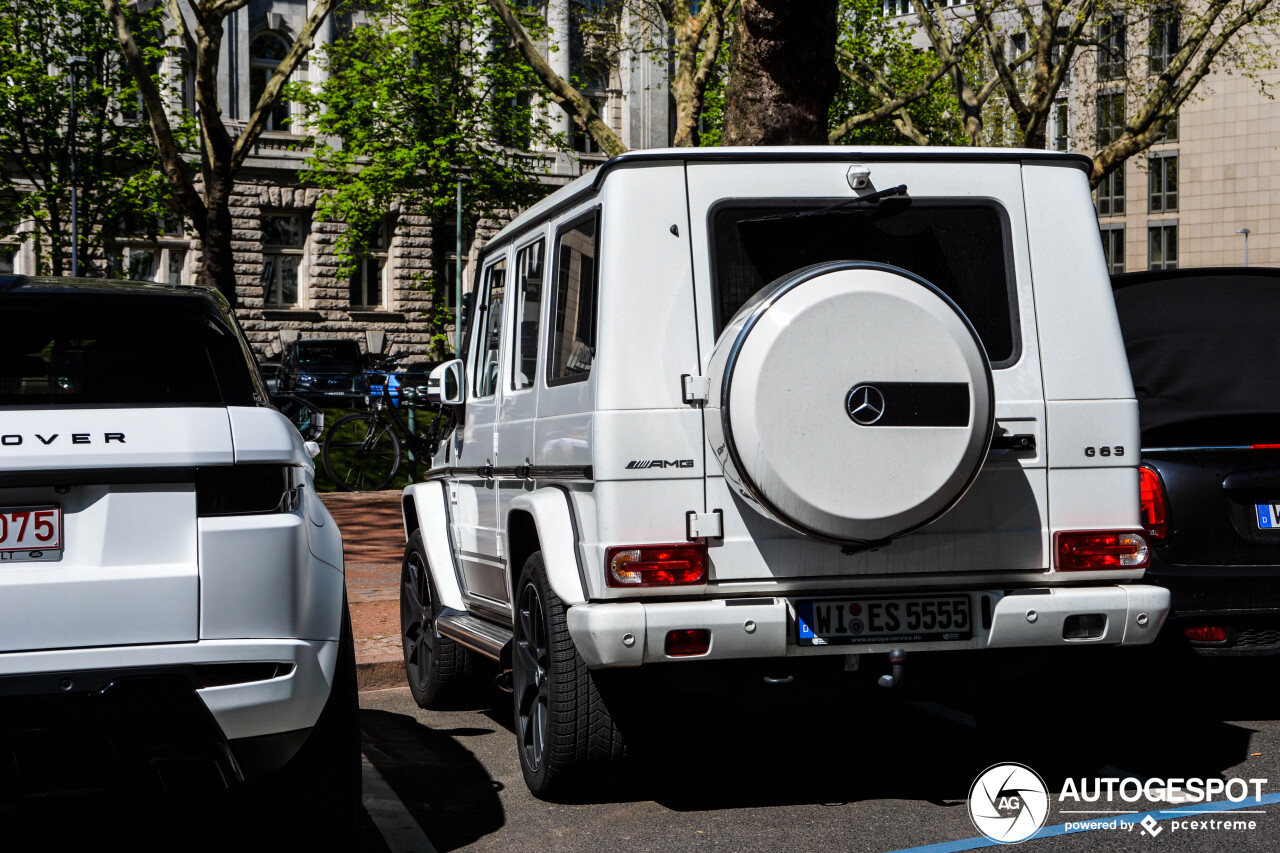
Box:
[2,0,668,365]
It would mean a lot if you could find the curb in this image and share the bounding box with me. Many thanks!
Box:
[357,659,406,692]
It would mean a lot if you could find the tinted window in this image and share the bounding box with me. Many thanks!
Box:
[1115,273,1280,445]
[475,259,507,397]
[548,212,599,385]
[0,298,258,406]
[296,341,361,368]
[712,200,1018,366]
[512,240,545,390]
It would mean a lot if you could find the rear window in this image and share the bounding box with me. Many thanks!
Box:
[711,199,1019,366]
[0,298,259,407]
[296,341,362,367]
[1115,272,1280,446]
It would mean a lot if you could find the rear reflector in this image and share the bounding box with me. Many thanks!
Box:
[1055,530,1149,571]
[606,543,708,587]
[1139,466,1169,542]
[1185,625,1227,643]
[665,629,711,657]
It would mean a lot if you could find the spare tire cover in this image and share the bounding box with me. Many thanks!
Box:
[706,261,995,544]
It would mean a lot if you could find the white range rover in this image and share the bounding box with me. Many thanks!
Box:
[400,147,1172,797]
[0,276,358,831]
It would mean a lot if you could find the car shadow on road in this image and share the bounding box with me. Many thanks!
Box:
[361,708,505,851]
[614,644,1278,813]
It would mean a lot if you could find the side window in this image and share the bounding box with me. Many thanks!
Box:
[547,212,599,386]
[474,258,507,398]
[512,239,545,390]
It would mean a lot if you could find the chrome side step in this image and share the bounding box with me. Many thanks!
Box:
[437,609,512,662]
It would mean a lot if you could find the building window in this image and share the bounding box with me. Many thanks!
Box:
[548,210,599,385]
[572,68,609,154]
[1159,105,1179,142]
[261,213,305,307]
[497,91,533,149]
[1010,33,1026,59]
[1097,90,1125,147]
[1098,14,1126,80]
[1101,227,1125,274]
[249,32,291,131]
[0,208,22,274]
[1054,100,1069,151]
[1150,9,1180,74]
[1149,223,1177,270]
[110,217,188,283]
[1149,153,1178,213]
[440,218,474,311]
[350,217,391,308]
[1096,165,1125,217]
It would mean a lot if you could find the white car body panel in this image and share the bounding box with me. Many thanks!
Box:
[412,148,1169,674]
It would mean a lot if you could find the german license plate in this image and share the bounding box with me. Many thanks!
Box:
[1257,505,1280,529]
[0,506,62,562]
[796,595,972,646]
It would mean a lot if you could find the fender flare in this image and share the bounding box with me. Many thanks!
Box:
[401,481,466,611]
[509,488,588,606]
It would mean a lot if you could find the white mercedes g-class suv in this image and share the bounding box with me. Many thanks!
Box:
[400,148,1171,797]
[0,276,358,832]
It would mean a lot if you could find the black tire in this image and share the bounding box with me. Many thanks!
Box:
[322,412,401,491]
[401,530,472,707]
[513,551,626,799]
[257,599,361,843]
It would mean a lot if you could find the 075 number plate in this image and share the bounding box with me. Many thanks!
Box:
[796,595,972,646]
[0,506,62,562]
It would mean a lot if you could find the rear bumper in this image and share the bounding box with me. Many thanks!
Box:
[1146,557,1280,617]
[0,639,337,743]
[566,585,1170,668]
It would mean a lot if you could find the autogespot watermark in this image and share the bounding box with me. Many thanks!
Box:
[968,763,1271,844]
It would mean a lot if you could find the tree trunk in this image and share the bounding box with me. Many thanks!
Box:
[723,0,838,146]
[196,172,236,304]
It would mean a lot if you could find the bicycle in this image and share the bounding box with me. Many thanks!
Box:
[321,354,453,491]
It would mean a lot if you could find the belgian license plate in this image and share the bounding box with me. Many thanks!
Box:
[796,595,972,646]
[0,506,62,562]
[1257,505,1280,529]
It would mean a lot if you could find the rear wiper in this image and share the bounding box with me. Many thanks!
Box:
[739,184,909,224]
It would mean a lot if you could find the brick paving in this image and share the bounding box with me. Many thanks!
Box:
[321,490,406,686]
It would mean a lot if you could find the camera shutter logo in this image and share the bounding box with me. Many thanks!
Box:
[968,763,1050,844]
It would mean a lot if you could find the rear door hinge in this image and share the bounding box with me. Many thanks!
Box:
[682,374,711,405]
[686,509,724,541]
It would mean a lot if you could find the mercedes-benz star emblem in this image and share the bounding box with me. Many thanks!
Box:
[846,384,886,425]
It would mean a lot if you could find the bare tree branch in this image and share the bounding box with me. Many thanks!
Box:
[230,0,337,171]
[487,0,628,157]
[102,0,205,228]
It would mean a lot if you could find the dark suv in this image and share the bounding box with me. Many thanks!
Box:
[279,338,368,403]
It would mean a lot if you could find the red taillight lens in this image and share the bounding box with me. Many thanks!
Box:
[665,629,711,656]
[606,543,708,587]
[1252,444,1280,449]
[1055,530,1150,571]
[1139,466,1169,542]
[1185,625,1227,643]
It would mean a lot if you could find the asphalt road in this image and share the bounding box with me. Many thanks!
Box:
[356,643,1280,853]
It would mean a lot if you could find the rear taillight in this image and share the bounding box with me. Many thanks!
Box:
[1185,626,1227,643]
[1252,444,1280,449]
[1139,465,1169,542]
[196,465,299,516]
[606,543,707,587]
[1055,530,1149,571]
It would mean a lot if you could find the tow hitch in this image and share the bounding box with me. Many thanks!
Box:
[878,648,907,688]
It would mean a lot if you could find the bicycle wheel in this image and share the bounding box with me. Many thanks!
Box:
[322,413,402,491]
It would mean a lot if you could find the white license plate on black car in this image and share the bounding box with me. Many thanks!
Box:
[0,506,62,562]
[1256,505,1280,529]
[796,595,972,646]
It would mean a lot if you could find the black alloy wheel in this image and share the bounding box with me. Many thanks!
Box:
[514,579,550,773]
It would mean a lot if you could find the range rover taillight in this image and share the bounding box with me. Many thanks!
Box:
[606,544,707,587]
[1055,531,1149,571]
[1139,465,1169,543]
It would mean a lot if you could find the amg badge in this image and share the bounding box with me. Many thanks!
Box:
[625,459,694,470]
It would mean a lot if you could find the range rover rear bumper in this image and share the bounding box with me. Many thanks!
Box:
[566,584,1171,668]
